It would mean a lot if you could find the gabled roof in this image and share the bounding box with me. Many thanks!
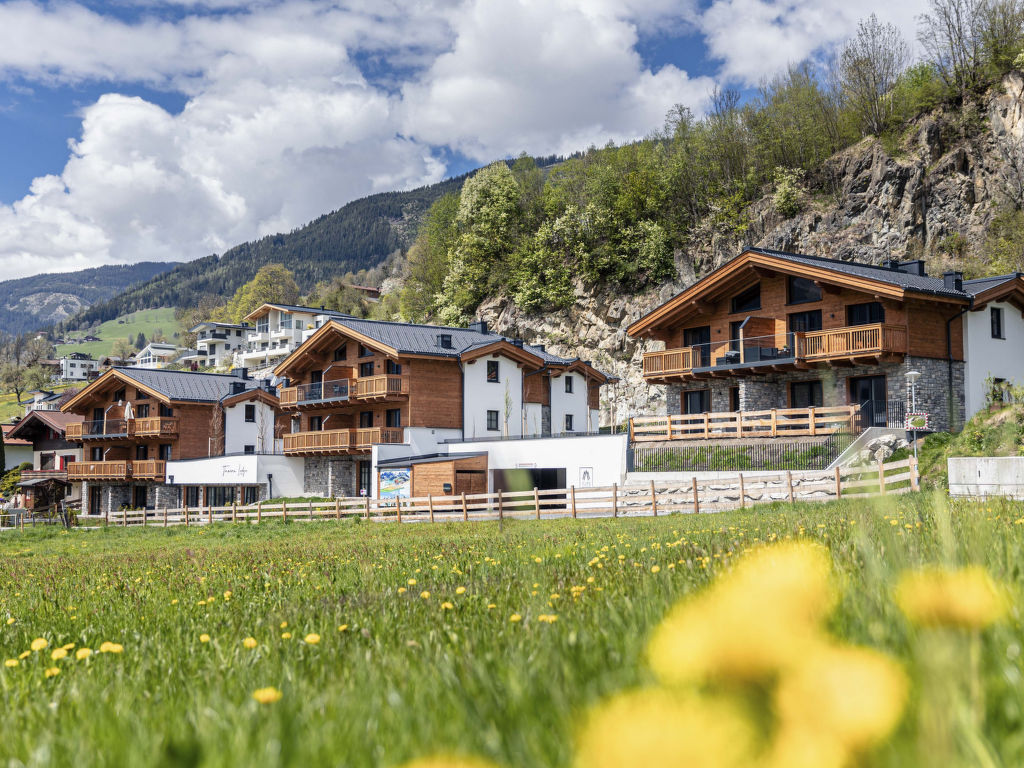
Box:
[1,424,31,446]
[61,367,263,411]
[964,273,1024,311]
[189,321,251,332]
[8,410,83,441]
[243,303,354,322]
[628,247,976,336]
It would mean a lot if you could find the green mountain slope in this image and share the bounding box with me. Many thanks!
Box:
[69,174,469,329]
[0,262,178,336]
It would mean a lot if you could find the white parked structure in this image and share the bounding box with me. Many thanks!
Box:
[60,352,99,381]
[135,342,181,369]
[182,322,250,368]
[239,303,351,371]
[962,274,1024,419]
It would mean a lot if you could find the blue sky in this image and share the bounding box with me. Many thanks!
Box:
[0,0,927,279]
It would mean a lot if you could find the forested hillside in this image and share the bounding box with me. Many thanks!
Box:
[0,262,177,335]
[65,174,470,330]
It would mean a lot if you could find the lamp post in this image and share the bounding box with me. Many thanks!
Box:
[906,370,921,463]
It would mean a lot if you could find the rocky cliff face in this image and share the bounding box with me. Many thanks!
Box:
[477,74,1024,425]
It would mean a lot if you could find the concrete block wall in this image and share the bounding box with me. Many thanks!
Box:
[304,457,357,497]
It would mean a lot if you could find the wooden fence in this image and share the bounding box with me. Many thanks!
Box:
[53,457,919,530]
[630,405,860,442]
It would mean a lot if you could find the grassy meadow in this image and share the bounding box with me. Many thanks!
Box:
[55,307,181,358]
[1,494,1023,767]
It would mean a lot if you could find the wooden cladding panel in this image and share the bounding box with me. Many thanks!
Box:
[407,358,462,429]
[411,455,488,497]
[523,372,550,406]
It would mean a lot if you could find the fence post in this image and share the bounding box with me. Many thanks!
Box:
[397,498,402,524]
[283,502,288,524]
[163,505,168,527]
[692,477,700,514]
[834,466,842,499]
[364,496,370,520]
[256,501,262,524]
[461,492,468,521]
[878,459,886,495]
[207,504,212,526]
[809,406,817,436]
[650,480,658,517]
[309,500,314,521]
[910,456,920,491]
[428,494,435,523]
[703,412,710,439]
[143,508,147,527]
[770,408,778,437]
[498,491,504,522]
[232,501,237,524]
[534,487,540,519]
[122,509,127,527]
[738,473,746,509]
[105,505,109,527]
[185,506,190,527]
[787,471,794,504]
[665,416,672,441]
[336,498,341,520]
[612,483,618,518]
[570,485,577,519]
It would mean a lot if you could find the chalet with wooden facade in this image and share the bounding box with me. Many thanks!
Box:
[627,248,1024,433]
[60,368,279,515]
[8,410,84,511]
[273,318,611,497]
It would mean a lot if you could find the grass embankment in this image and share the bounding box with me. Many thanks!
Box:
[1,495,1023,767]
[55,307,181,358]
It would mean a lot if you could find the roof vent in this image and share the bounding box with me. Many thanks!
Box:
[883,259,901,271]
[512,339,524,348]
[233,367,249,380]
[438,333,453,349]
[897,259,927,276]
[467,319,488,334]
[536,344,546,352]
[943,271,964,292]
[231,381,246,394]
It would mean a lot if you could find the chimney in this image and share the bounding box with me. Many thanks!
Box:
[234,367,250,380]
[512,338,524,348]
[943,271,964,291]
[896,259,927,276]
[231,381,246,395]
[883,259,901,271]
[536,344,546,352]
[467,319,488,334]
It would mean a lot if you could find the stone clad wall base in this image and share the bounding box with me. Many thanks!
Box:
[304,457,358,497]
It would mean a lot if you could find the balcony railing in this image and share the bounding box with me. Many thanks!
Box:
[132,460,166,481]
[280,380,351,407]
[630,405,860,442]
[66,417,177,440]
[20,468,69,481]
[282,427,404,454]
[353,375,408,398]
[131,417,179,437]
[642,324,908,379]
[68,461,131,481]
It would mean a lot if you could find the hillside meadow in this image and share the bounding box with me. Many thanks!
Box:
[1,494,1022,767]
[55,307,181,359]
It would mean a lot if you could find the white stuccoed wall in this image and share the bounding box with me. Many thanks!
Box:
[166,454,305,497]
[964,301,1024,419]
[462,356,523,439]
[224,399,276,454]
[550,372,589,434]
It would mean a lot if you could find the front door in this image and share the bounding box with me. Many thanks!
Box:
[357,460,371,496]
[309,370,323,400]
[682,389,711,415]
[849,375,887,426]
[683,326,711,367]
[89,486,102,516]
[132,485,148,510]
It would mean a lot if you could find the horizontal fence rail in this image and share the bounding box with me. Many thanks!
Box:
[630,405,859,442]
[45,458,918,531]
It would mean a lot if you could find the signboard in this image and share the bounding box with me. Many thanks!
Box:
[905,413,930,431]
[379,468,411,499]
[579,467,594,488]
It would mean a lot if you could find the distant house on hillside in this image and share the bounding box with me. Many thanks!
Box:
[60,352,99,381]
[238,304,352,371]
[179,321,250,369]
[135,343,180,369]
[82,335,101,342]
[23,390,63,416]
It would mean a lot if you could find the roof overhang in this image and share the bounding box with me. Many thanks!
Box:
[60,368,182,412]
[274,320,398,378]
[460,340,546,367]
[970,276,1024,313]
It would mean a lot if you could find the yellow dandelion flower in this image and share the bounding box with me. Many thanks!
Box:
[895,566,1009,629]
[441,602,454,610]
[281,632,292,639]
[30,638,48,652]
[171,599,179,605]
[509,613,522,623]
[50,648,68,661]
[647,541,835,684]
[534,557,542,563]
[651,565,661,574]
[4,659,18,668]
[337,624,349,632]
[280,621,288,629]
[408,578,417,586]
[199,634,210,643]
[575,688,755,768]
[538,614,558,623]
[586,576,595,584]
[455,586,466,595]
[774,644,908,754]
[242,637,258,649]
[62,643,75,651]
[223,591,232,599]
[398,587,408,595]
[18,651,30,660]
[399,757,499,768]
[99,641,124,654]
[487,603,496,610]
[44,667,60,678]
[252,686,283,704]
[304,633,321,645]
[75,648,92,660]
[420,591,431,599]
[5,617,14,625]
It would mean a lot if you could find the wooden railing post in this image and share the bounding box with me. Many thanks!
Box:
[650,480,658,517]
[498,491,504,522]
[232,501,237,524]
[703,412,710,439]
[612,483,618,517]
[533,487,540,519]
[104,505,109,527]
[665,416,673,441]
[163,506,168,527]
[738,473,746,509]
[207,504,212,526]
[461,492,468,521]
[770,409,777,437]
[787,471,795,504]
[185,506,190,527]
[283,502,288,523]
[570,486,577,519]
[878,459,886,495]
[809,406,817,436]
[364,497,370,520]
[834,466,842,499]
[692,477,700,514]
[428,494,435,523]
[256,501,262,524]
[335,498,341,520]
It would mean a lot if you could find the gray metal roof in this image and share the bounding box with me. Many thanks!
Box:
[264,304,354,316]
[746,247,975,299]
[962,273,1023,294]
[113,367,261,402]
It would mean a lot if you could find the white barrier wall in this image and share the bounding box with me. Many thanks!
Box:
[948,456,1024,499]
[166,454,306,498]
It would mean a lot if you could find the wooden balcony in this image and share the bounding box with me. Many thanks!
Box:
[68,461,132,481]
[353,375,408,400]
[20,468,68,482]
[131,418,178,438]
[282,427,404,455]
[630,405,860,442]
[280,380,352,409]
[64,417,177,440]
[642,323,908,380]
[132,460,166,481]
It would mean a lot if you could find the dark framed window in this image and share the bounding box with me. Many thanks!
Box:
[787,276,822,305]
[730,283,761,314]
[359,361,375,378]
[159,404,173,417]
[359,411,374,428]
[113,387,126,402]
[135,390,149,400]
[790,380,823,408]
[205,486,235,507]
[243,445,255,454]
[385,408,401,428]
[439,334,453,349]
[386,360,402,375]
[244,404,256,422]
[133,486,148,510]
[729,320,744,352]
[158,444,172,461]
[90,447,103,461]
[991,307,1005,339]
[846,302,885,326]
[135,445,148,460]
[333,345,347,361]
[358,344,373,357]
[486,410,500,431]
[729,386,740,412]
[308,415,323,431]
[788,310,822,333]
[682,389,711,415]
[243,486,259,505]
[486,360,499,382]
[564,375,574,393]
[564,414,574,432]
[135,403,150,418]
[185,486,200,507]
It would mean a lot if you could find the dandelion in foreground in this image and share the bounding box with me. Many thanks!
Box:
[337,624,349,632]
[199,634,210,643]
[420,591,431,599]
[510,614,522,623]
[99,642,124,654]
[455,586,466,595]
[304,633,321,645]
[30,638,48,652]
[5,618,14,625]
[281,632,292,640]
[252,687,282,704]
[243,637,258,649]
[441,602,454,610]
[398,587,407,594]
[4,659,18,668]
[44,667,60,678]
[18,651,30,660]
[75,648,92,660]
[50,648,68,661]
[895,566,1008,629]
[651,565,661,574]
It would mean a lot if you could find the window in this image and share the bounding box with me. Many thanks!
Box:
[386,360,402,375]
[682,389,710,415]
[788,310,822,333]
[564,414,574,432]
[386,408,401,428]
[243,444,255,454]
[439,334,453,349]
[280,316,293,330]
[244,486,259,505]
[135,403,150,418]
[486,410,500,431]
[205,486,235,507]
[135,445,148,460]
[729,386,740,412]
[185,486,200,507]
[158,444,172,461]
[730,283,761,314]
[787,276,822,305]
[308,415,323,431]
[333,345,347,361]
[790,380,823,408]
[992,307,1005,339]
[487,360,499,382]
[358,344,373,357]
[729,320,744,352]
[244,404,256,422]
[846,302,885,326]
[359,411,374,428]
[564,375,574,393]
[135,390,149,399]
[113,387,126,402]
[256,317,269,333]
[359,361,375,378]
[159,404,173,417]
